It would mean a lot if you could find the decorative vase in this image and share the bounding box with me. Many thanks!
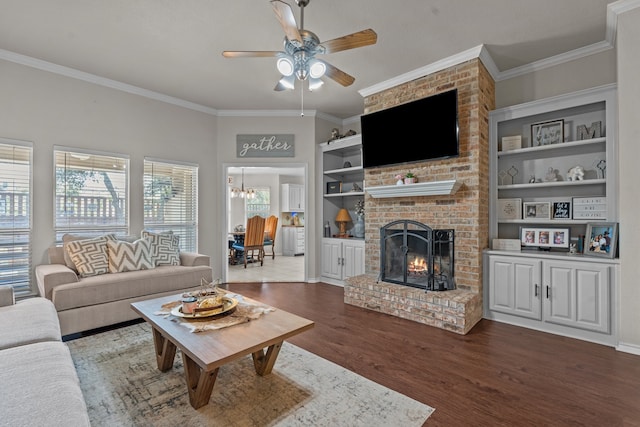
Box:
[396,179,404,185]
[404,177,416,184]
[354,214,365,238]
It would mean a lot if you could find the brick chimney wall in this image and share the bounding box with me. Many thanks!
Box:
[362,58,495,294]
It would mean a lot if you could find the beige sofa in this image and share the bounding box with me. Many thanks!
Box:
[0,285,91,426]
[36,245,213,336]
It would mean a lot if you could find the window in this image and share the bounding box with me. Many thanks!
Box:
[246,187,270,219]
[0,139,32,294]
[54,148,129,241]
[144,159,198,252]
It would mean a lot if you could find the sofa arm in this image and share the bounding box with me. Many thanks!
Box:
[35,264,79,300]
[180,252,210,267]
[0,285,15,307]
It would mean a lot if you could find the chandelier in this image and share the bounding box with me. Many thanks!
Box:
[231,168,256,199]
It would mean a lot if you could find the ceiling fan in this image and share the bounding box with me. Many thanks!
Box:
[222,0,377,92]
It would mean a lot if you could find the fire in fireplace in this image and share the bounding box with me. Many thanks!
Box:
[380,220,455,291]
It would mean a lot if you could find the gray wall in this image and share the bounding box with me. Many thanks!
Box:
[617,6,640,352]
[0,59,218,271]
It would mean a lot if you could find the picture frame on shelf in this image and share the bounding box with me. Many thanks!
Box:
[523,202,550,220]
[573,196,607,220]
[584,222,618,258]
[531,119,564,147]
[497,198,522,220]
[552,201,572,219]
[520,226,570,249]
[500,135,522,152]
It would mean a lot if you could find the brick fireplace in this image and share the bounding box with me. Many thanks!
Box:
[344,58,494,334]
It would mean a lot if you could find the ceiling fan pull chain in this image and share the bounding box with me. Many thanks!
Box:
[300,82,304,117]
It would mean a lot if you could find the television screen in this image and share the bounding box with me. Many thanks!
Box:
[360,89,459,169]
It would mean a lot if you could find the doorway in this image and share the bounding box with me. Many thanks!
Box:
[224,163,306,283]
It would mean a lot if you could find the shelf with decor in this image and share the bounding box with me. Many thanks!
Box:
[485,84,619,347]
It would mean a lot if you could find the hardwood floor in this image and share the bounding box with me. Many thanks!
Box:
[224,281,640,427]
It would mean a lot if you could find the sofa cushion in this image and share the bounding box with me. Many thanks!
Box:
[0,298,61,350]
[107,239,154,273]
[141,230,180,266]
[62,233,116,271]
[51,264,212,311]
[0,341,91,426]
[65,236,111,278]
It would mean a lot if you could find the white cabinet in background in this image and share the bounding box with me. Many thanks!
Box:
[321,238,365,284]
[282,227,304,256]
[281,183,304,212]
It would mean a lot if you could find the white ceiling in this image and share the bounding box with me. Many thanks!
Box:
[0,0,618,119]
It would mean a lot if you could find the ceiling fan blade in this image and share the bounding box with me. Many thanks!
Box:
[222,51,281,58]
[270,0,302,45]
[319,60,355,87]
[321,29,377,54]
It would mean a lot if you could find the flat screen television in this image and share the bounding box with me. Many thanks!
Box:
[360,89,459,169]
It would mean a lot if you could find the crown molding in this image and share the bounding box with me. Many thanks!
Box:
[0,49,219,116]
[359,45,488,98]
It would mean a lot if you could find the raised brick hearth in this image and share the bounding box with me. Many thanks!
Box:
[345,274,482,334]
[343,58,494,334]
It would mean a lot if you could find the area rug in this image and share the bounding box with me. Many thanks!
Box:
[67,322,434,426]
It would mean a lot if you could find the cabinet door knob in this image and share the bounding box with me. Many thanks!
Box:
[546,285,550,299]
[535,284,539,297]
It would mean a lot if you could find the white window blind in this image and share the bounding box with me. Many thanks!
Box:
[54,149,129,241]
[0,140,32,294]
[246,187,271,219]
[144,159,198,252]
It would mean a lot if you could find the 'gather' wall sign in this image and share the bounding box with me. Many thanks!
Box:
[236,134,295,158]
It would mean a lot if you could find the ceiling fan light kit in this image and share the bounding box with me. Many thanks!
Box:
[222,0,377,93]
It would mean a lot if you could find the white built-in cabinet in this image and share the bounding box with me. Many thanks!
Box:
[319,134,365,285]
[485,84,619,347]
[281,183,304,212]
[321,238,365,282]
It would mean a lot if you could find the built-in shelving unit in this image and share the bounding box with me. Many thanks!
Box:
[484,84,619,347]
[319,134,366,286]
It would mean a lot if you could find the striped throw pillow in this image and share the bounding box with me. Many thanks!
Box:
[107,239,154,273]
[141,230,180,266]
[65,236,110,278]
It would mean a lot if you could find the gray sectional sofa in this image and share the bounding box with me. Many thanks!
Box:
[0,286,91,426]
[36,245,213,336]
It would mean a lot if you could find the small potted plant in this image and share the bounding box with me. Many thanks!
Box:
[404,172,417,184]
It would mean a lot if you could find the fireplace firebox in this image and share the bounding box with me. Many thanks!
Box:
[380,220,455,291]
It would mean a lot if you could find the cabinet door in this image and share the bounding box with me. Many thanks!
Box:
[343,241,365,279]
[282,228,295,256]
[489,255,542,320]
[294,185,305,211]
[543,260,610,333]
[321,240,342,279]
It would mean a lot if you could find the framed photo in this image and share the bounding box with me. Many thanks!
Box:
[523,202,550,219]
[584,222,618,258]
[520,227,570,249]
[500,135,522,152]
[326,181,342,194]
[497,198,522,220]
[531,119,564,147]
[552,201,572,219]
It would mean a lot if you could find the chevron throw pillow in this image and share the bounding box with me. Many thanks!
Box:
[107,239,154,273]
[141,230,180,266]
[65,236,111,278]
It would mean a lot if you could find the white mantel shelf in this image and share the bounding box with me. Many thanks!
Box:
[366,180,462,198]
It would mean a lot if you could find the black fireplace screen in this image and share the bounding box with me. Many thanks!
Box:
[380,220,455,291]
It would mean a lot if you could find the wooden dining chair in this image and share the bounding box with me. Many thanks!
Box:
[263,215,278,259]
[231,215,266,268]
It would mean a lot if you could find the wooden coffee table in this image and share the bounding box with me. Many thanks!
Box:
[131,293,314,409]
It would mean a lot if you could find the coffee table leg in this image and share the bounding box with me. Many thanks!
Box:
[152,327,177,372]
[252,341,283,376]
[182,352,219,409]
